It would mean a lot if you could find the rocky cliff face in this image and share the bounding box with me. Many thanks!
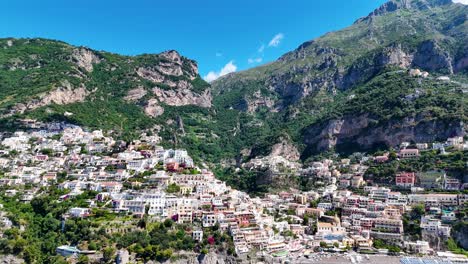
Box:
[0,255,24,264]
[136,50,198,82]
[70,47,102,72]
[359,0,453,21]
[152,87,211,108]
[209,0,467,161]
[213,0,467,111]
[10,80,90,115]
[134,50,211,115]
[453,223,468,250]
[0,38,212,129]
[303,114,465,154]
[269,137,301,162]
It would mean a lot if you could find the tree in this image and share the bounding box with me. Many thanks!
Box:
[88,241,97,250]
[410,204,425,220]
[309,199,319,208]
[163,219,173,228]
[40,148,53,156]
[302,215,310,226]
[137,217,147,229]
[102,247,116,263]
[23,244,41,263]
[166,183,181,193]
[77,254,90,264]
[320,241,327,248]
[388,245,401,253]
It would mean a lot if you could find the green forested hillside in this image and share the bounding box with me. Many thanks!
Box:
[0,0,466,164]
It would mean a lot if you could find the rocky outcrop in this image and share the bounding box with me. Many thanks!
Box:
[412,40,454,74]
[236,90,276,113]
[379,44,413,68]
[124,87,147,102]
[358,0,453,22]
[0,255,24,264]
[303,114,465,154]
[152,88,211,108]
[70,47,102,72]
[160,50,198,79]
[137,50,198,83]
[269,137,301,161]
[132,50,211,117]
[137,67,166,83]
[12,81,90,114]
[453,222,468,250]
[144,99,165,117]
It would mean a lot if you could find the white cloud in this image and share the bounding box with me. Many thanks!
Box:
[258,44,265,53]
[452,0,468,4]
[248,57,263,64]
[268,33,284,47]
[215,52,223,57]
[203,61,237,82]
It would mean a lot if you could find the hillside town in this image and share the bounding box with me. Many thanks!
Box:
[0,121,466,263]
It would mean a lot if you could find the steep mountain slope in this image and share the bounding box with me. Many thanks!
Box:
[0,0,466,164]
[211,0,467,159]
[0,38,210,138]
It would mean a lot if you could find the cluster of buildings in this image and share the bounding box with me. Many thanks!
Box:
[0,122,466,261]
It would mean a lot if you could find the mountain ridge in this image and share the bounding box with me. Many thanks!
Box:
[0,0,466,163]
[211,0,466,158]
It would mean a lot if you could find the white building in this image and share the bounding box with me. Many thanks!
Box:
[68,207,91,218]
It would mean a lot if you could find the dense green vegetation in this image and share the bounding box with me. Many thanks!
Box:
[402,204,425,240]
[0,188,98,263]
[373,239,401,253]
[0,38,211,143]
[0,39,79,109]
[0,186,234,263]
[0,0,466,167]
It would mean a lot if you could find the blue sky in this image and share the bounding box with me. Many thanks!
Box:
[0,0,391,81]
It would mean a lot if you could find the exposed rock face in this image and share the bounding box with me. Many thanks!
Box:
[236,90,276,113]
[71,47,102,72]
[0,255,24,264]
[160,50,198,79]
[359,0,452,21]
[379,44,413,68]
[218,37,463,113]
[269,137,301,161]
[213,0,467,115]
[453,223,468,250]
[137,50,198,83]
[152,87,211,108]
[136,67,165,83]
[271,37,463,108]
[12,81,90,114]
[303,114,465,153]
[454,50,468,73]
[134,50,210,115]
[412,40,453,74]
[124,87,147,102]
[144,99,165,117]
